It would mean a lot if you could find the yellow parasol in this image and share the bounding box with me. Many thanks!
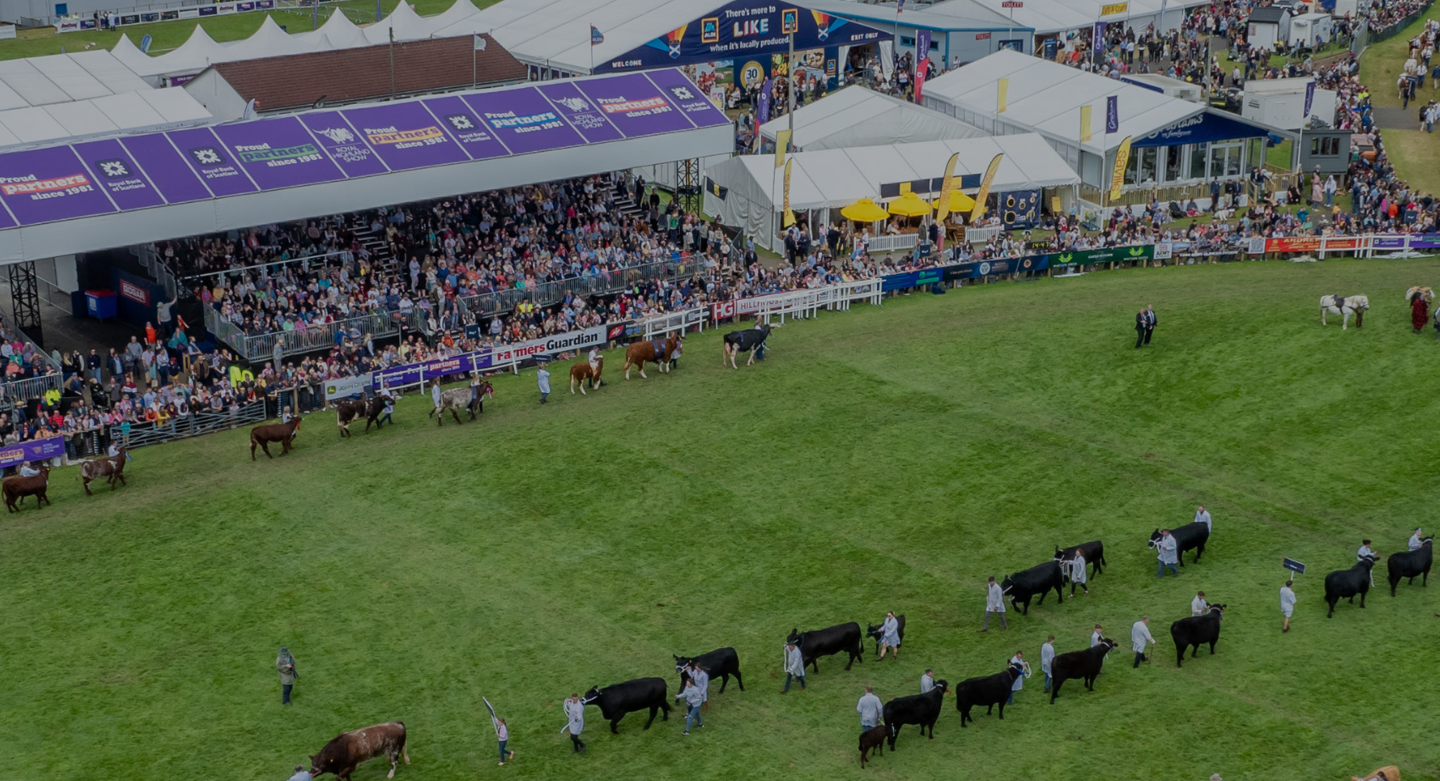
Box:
[936,190,977,214]
[886,191,933,217]
[840,198,889,222]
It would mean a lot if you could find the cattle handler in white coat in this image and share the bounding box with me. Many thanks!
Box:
[1068,551,1089,596]
[1040,635,1056,692]
[781,641,806,693]
[1131,617,1155,668]
[563,693,586,753]
[982,576,1007,631]
[1280,580,1297,634]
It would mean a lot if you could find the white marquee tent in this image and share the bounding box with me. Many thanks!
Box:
[704,133,1078,250]
[759,86,987,152]
[965,0,1206,35]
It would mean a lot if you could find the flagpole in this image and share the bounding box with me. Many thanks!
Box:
[590,22,594,75]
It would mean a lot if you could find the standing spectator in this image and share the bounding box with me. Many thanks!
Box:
[781,640,805,693]
[537,362,551,404]
[920,668,935,693]
[1191,590,1209,616]
[1135,308,1148,348]
[982,576,1007,631]
[1280,580,1297,633]
[272,337,285,375]
[276,646,297,705]
[1068,550,1089,596]
[675,678,704,735]
[1156,530,1179,578]
[1131,617,1155,668]
[493,716,515,766]
[1144,304,1157,345]
[85,349,102,384]
[876,611,901,661]
[856,686,883,733]
[156,295,178,338]
[1040,636,1056,692]
[563,693,586,753]
[1194,505,1212,532]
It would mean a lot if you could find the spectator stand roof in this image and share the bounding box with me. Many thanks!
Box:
[434,0,895,76]
[758,85,987,151]
[803,0,1022,34]
[0,68,731,264]
[704,133,1078,249]
[962,0,1208,35]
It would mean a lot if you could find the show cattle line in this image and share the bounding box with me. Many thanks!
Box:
[274,518,1432,778]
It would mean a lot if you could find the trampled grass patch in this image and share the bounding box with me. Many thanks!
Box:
[2,258,1438,781]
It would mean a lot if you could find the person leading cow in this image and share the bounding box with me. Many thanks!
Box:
[1156,530,1179,578]
[1040,635,1056,692]
[857,686,883,734]
[876,611,901,661]
[1131,617,1155,668]
[981,576,1007,631]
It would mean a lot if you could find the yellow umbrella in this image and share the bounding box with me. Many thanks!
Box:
[936,190,977,213]
[886,191,932,217]
[840,198,889,222]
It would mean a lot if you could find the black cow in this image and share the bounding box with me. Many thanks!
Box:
[954,665,1021,726]
[882,679,948,749]
[1325,555,1377,617]
[1169,604,1226,667]
[723,324,771,368]
[1054,541,1106,578]
[787,623,863,673]
[582,678,672,733]
[674,648,744,693]
[1049,638,1117,704]
[1000,561,1064,615]
[1149,522,1210,565]
[865,614,905,656]
[1387,538,1433,596]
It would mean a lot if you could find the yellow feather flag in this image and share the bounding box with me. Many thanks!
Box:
[783,158,796,227]
[1080,105,1092,143]
[935,152,960,222]
[774,129,791,169]
[970,153,1002,223]
[997,78,1008,113]
[1109,136,1132,202]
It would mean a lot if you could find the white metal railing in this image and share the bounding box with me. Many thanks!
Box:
[641,307,706,340]
[865,233,921,254]
[965,225,1004,244]
[109,399,270,450]
[37,277,73,316]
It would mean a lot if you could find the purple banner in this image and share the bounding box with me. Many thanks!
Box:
[339,102,468,171]
[536,82,624,144]
[1373,234,1440,249]
[299,111,389,178]
[213,116,345,190]
[578,73,694,137]
[73,139,166,211]
[167,127,258,197]
[121,134,212,204]
[0,436,66,469]
[643,69,729,127]
[465,87,585,155]
[758,77,772,124]
[373,351,493,389]
[0,146,116,225]
[419,96,512,161]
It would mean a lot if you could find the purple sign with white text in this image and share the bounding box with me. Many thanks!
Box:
[535,82,624,144]
[299,111,389,178]
[0,146,116,225]
[73,138,165,211]
[167,127,258,197]
[466,87,585,155]
[419,96,512,161]
[339,102,468,171]
[577,73,693,138]
[642,69,729,128]
[0,436,66,469]
[121,134,213,203]
[213,117,345,190]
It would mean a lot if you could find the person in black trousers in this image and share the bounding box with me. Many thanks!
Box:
[1135,309,1148,348]
[1144,305,1157,345]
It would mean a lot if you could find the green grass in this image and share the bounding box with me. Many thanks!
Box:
[0,0,474,60]
[4,259,1439,781]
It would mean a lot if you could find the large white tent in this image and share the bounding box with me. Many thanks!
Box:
[964,0,1206,35]
[705,134,1078,250]
[759,86,986,152]
[0,88,210,150]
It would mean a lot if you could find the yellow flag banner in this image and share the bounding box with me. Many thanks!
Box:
[1109,135,1132,202]
[1079,105,1092,143]
[783,159,795,227]
[970,153,1002,223]
[774,129,791,169]
[935,152,960,222]
[997,78,1008,113]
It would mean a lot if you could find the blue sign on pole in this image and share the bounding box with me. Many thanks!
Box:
[1282,558,1306,575]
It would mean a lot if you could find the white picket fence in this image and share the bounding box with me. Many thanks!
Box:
[641,307,708,340]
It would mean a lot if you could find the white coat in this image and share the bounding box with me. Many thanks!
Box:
[1191,595,1208,616]
[564,698,585,735]
[784,645,805,676]
[1280,586,1297,617]
[1157,535,1178,564]
[920,673,934,693]
[1009,655,1025,691]
[986,582,1006,612]
[1195,509,1212,531]
[1069,554,1087,585]
[1040,642,1055,675]
[1131,620,1155,653]
[1410,532,1424,551]
[1090,630,1104,648]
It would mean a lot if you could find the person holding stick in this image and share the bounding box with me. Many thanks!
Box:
[562,693,586,754]
[491,714,515,766]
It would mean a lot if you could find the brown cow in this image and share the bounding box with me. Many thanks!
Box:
[859,724,888,769]
[310,721,410,780]
[250,418,301,460]
[3,465,51,512]
[622,335,681,380]
[570,356,603,395]
[80,448,128,495]
[1352,766,1401,781]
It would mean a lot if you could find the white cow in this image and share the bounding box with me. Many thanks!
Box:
[1320,294,1369,329]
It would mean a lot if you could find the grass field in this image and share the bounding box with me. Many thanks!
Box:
[4,259,1439,781]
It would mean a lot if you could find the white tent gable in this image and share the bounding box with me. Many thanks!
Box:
[759,86,986,151]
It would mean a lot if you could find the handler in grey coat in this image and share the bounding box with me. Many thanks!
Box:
[982,576,1008,631]
[782,641,806,693]
[1068,552,1089,596]
[857,686,884,733]
[1131,617,1155,668]
[563,693,586,753]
